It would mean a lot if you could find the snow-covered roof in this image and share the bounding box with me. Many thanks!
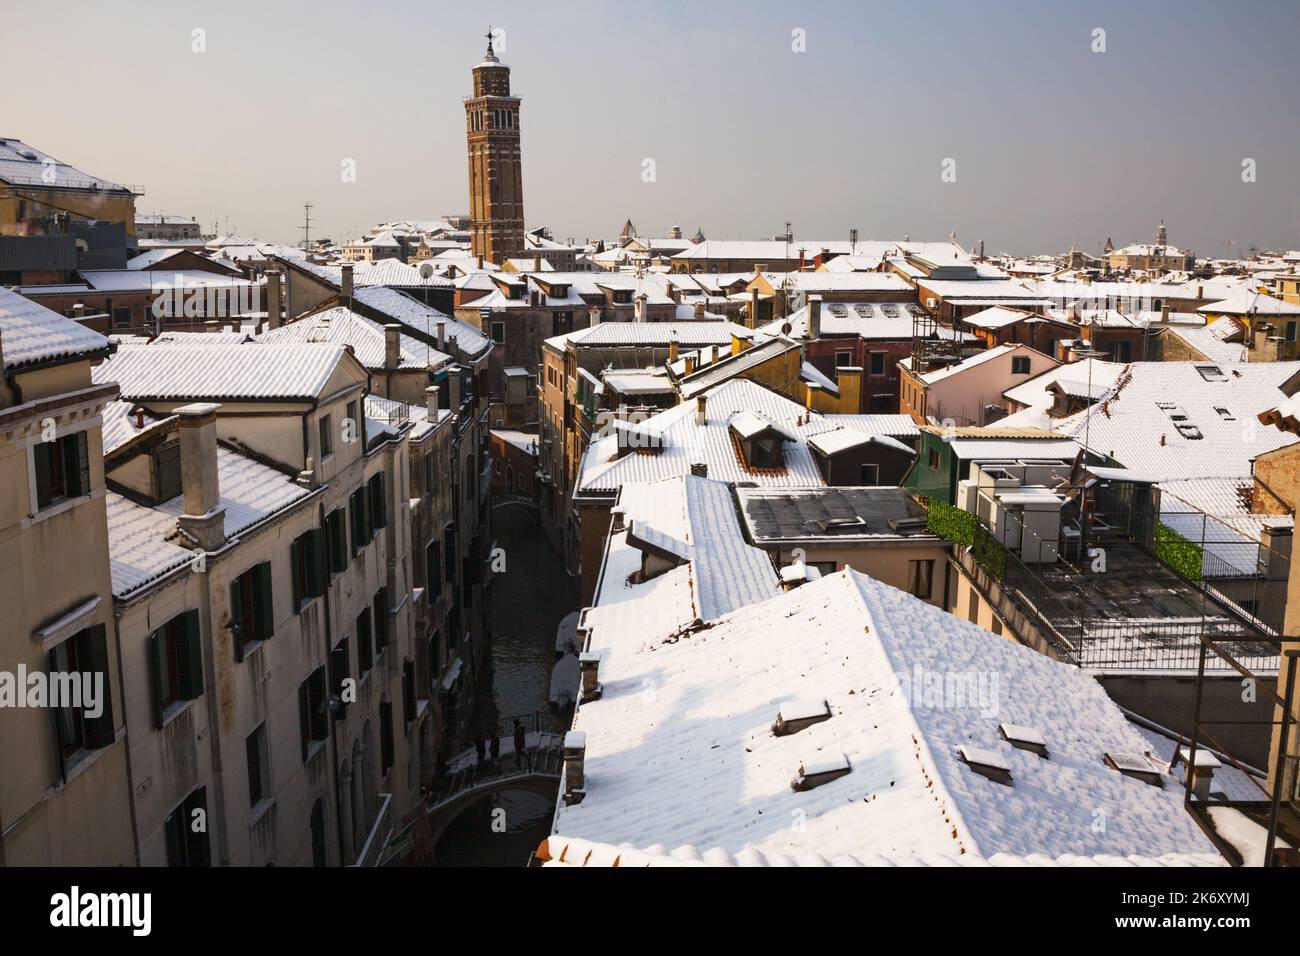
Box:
[0,286,110,370]
[822,413,920,441]
[279,254,452,289]
[107,447,312,598]
[1198,291,1300,317]
[555,568,1222,864]
[353,286,491,358]
[1002,358,1127,416]
[587,475,780,645]
[1047,362,1300,480]
[577,379,831,493]
[79,270,255,293]
[95,343,350,401]
[257,306,450,371]
[564,321,749,348]
[0,137,130,192]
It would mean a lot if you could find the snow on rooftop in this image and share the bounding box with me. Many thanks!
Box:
[0,286,110,370]
[95,342,348,401]
[555,568,1221,864]
[352,286,491,357]
[257,306,450,371]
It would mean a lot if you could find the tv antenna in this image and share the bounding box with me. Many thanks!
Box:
[301,202,314,251]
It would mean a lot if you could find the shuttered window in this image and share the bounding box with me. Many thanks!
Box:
[230,562,274,660]
[164,787,211,867]
[372,588,388,651]
[326,508,348,574]
[298,666,329,761]
[368,474,386,530]
[291,528,327,610]
[349,488,369,556]
[34,430,90,509]
[357,608,373,675]
[148,610,204,727]
[49,623,115,778]
[330,637,350,715]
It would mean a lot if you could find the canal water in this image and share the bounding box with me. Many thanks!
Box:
[433,505,577,866]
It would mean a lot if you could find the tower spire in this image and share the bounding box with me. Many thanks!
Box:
[484,25,498,62]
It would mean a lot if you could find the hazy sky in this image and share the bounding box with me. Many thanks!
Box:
[8,0,1298,255]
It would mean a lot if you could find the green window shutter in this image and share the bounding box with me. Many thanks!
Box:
[48,648,68,782]
[369,475,386,530]
[34,442,53,508]
[290,537,304,609]
[298,681,310,762]
[179,610,204,699]
[310,528,327,596]
[148,630,165,729]
[254,562,274,640]
[230,575,246,662]
[83,625,115,750]
[75,431,90,498]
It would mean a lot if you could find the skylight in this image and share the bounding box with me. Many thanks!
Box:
[772,698,832,737]
[880,304,901,318]
[998,723,1048,758]
[1103,752,1164,788]
[957,745,1013,786]
[1196,365,1228,382]
[790,753,851,791]
[828,304,848,318]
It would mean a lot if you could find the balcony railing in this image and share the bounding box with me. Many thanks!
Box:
[350,793,393,868]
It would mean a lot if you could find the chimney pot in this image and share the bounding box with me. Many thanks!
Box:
[668,336,679,363]
[696,392,708,426]
[175,402,226,550]
[808,295,823,340]
[341,262,355,304]
[264,269,283,330]
[563,731,587,804]
[579,652,602,702]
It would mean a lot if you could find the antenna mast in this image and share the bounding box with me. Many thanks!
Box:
[301,202,314,251]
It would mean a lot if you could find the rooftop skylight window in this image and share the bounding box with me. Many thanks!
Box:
[1196,365,1228,382]
[790,753,851,791]
[1103,752,1164,788]
[958,745,1013,786]
[828,304,848,318]
[854,304,872,318]
[998,723,1048,758]
[880,304,901,318]
[1214,406,1235,420]
[772,698,832,737]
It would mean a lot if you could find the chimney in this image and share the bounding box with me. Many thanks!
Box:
[684,354,696,375]
[449,365,463,412]
[425,384,440,420]
[1160,305,1170,325]
[341,262,354,305]
[384,324,401,371]
[808,295,823,340]
[579,652,603,702]
[749,288,759,328]
[609,507,626,533]
[1180,747,1221,802]
[731,333,747,357]
[668,335,679,363]
[563,731,587,805]
[689,462,708,478]
[588,306,601,327]
[696,392,708,426]
[175,402,226,551]
[437,319,447,352]
[265,269,283,330]
[533,254,541,272]
[694,302,705,319]
[476,255,483,270]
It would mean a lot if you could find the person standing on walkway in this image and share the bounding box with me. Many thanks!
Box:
[513,719,528,771]
[475,732,486,769]
[489,731,501,766]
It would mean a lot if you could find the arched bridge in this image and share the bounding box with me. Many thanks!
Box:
[424,732,564,847]
[490,493,541,514]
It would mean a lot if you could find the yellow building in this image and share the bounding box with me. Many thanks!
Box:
[0,138,139,237]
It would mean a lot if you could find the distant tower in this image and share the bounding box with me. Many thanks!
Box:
[1156,219,1167,247]
[466,27,525,264]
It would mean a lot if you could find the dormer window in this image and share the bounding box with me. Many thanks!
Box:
[773,699,832,736]
[1103,751,1164,788]
[958,745,1012,785]
[999,723,1048,758]
[790,753,851,791]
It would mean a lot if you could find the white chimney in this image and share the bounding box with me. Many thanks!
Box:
[425,384,441,420]
[437,319,447,352]
[808,294,823,340]
[696,392,708,426]
[449,366,463,412]
[175,402,226,551]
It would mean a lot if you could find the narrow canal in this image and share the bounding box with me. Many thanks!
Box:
[433,503,578,866]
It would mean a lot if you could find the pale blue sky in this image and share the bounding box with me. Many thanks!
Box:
[7,0,1298,254]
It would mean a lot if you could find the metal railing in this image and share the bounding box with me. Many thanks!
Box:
[349,793,394,867]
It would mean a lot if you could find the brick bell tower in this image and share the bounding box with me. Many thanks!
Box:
[466,27,525,265]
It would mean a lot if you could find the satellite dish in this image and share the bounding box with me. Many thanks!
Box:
[781,322,793,335]
[419,262,435,279]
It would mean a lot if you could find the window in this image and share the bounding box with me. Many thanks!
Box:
[908,559,935,599]
[290,528,327,610]
[1287,321,1297,344]
[164,787,211,867]
[34,431,90,509]
[750,436,783,468]
[860,463,880,484]
[50,624,115,766]
[230,562,274,659]
[357,608,373,676]
[373,588,389,651]
[298,666,329,761]
[330,637,350,715]
[350,487,370,555]
[443,524,457,583]
[870,351,886,375]
[245,724,270,808]
[491,321,505,344]
[401,659,416,724]
[368,474,386,530]
[1011,356,1031,374]
[149,610,203,726]
[318,414,333,459]
[927,447,941,470]
[835,350,853,368]
[345,400,358,438]
[112,307,132,330]
[155,444,182,500]
[1109,341,1132,363]
[379,700,395,774]
[425,540,442,597]
[326,508,348,574]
